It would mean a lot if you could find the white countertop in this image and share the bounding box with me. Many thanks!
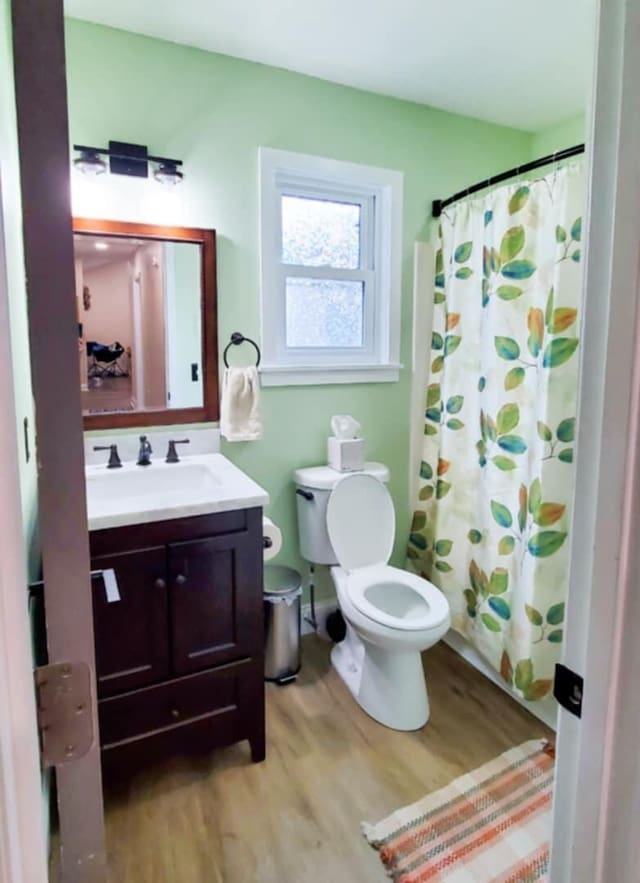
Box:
[85,453,269,531]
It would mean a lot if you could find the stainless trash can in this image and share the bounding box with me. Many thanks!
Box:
[264,565,302,684]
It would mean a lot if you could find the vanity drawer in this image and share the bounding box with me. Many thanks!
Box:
[98,658,250,747]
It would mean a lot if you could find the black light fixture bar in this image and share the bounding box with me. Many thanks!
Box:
[73,143,183,166]
[73,140,183,182]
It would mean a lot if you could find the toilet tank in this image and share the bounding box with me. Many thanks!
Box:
[294,463,390,565]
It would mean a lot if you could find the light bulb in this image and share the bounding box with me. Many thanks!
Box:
[153,161,184,186]
[73,149,107,176]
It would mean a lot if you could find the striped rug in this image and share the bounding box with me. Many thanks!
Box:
[363,740,554,883]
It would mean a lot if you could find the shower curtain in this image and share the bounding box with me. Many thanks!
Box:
[408,164,584,702]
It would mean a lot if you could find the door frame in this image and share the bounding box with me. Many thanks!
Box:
[550,0,640,879]
[131,267,145,409]
[0,167,48,883]
[11,0,106,878]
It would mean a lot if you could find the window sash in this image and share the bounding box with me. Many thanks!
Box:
[274,181,378,363]
[276,179,376,274]
[277,266,376,362]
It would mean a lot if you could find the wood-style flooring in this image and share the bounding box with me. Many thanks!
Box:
[91,637,552,883]
[81,376,133,414]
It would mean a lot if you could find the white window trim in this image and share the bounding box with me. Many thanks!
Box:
[258,147,403,386]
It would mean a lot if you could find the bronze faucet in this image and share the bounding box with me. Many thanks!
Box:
[137,435,152,466]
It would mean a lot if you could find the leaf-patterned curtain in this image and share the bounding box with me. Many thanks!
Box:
[408,163,584,702]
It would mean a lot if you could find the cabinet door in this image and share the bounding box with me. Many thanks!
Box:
[91,547,169,697]
[169,531,262,675]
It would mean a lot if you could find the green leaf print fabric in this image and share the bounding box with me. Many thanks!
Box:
[407,164,584,703]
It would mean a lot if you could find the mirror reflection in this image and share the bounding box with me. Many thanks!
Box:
[74,232,203,415]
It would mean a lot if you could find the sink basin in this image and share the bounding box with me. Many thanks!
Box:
[87,462,221,504]
[85,454,269,531]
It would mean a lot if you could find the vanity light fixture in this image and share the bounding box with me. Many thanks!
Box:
[72,140,184,185]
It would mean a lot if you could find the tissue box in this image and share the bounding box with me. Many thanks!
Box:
[328,436,365,472]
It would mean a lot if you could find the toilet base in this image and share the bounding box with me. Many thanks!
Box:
[331,625,430,731]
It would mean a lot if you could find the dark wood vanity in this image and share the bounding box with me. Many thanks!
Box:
[89,506,265,772]
[76,217,266,772]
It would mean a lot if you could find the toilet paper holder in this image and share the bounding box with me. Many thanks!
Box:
[262,515,283,561]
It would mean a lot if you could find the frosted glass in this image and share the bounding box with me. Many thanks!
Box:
[282,196,360,268]
[285,277,364,348]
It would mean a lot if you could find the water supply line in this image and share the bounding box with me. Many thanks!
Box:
[304,562,318,632]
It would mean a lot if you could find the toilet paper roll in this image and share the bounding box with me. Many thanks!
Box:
[262,517,282,561]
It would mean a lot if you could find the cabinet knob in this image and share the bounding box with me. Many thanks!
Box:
[154,578,166,590]
[171,708,180,719]
[175,574,187,586]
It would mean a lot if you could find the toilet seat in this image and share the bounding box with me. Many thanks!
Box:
[346,565,450,632]
[326,473,449,632]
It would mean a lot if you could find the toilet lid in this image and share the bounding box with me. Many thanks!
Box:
[326,473,395,571]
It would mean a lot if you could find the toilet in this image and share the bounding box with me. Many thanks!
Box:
[294,463,451,731]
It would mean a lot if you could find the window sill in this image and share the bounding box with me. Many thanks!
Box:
[259,363,402,387]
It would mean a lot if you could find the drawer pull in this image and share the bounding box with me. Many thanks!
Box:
[154,578,166,591]
[175,574,187,586]
[171,708,180,719]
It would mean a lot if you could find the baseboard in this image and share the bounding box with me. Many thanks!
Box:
[301,598,338,639]
[443,630,558,731]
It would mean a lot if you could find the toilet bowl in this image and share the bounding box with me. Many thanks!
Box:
[294,465,451,731]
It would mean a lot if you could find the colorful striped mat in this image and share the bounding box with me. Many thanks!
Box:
[363,740,554,883]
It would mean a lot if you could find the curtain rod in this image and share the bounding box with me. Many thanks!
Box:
[432,143,585,218]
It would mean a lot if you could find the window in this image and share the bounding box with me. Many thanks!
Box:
[259,148,403,385]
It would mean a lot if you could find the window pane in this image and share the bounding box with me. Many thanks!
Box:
[281,196,360,269]
[285,277,364,348]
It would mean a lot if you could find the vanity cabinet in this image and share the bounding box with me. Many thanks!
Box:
[89,507,265,772]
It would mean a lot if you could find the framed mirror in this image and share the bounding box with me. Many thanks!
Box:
[73,219,218,429]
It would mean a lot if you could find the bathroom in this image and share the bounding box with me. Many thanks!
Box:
[3,0,638,881]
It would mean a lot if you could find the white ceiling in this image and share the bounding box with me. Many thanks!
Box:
[64,0,595,131]
[74,233,140,270]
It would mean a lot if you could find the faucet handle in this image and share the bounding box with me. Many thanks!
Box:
[139,434,152,452]
[166,439,190,463]
[93,444,122,469]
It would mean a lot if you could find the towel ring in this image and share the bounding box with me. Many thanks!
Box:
[223,332,261,368]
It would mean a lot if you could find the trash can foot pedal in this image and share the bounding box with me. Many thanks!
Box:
[275,673,298,686]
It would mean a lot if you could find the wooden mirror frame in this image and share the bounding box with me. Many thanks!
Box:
[74,218,219,430]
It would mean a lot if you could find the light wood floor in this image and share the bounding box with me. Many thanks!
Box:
[89,637,552,883]
[81,376,133,414]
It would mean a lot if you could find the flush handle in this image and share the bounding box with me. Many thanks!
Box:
[296,488,314,502]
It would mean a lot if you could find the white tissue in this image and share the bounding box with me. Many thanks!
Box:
[331,414,361,439]
[262,517,282,561]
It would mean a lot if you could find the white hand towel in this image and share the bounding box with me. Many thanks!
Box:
[220,366,263,441]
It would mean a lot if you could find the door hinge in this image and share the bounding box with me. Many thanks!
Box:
[34,662,95,768]
[553,663,583,718]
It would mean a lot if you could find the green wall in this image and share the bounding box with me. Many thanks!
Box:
[0,0,38,578]
[66,19,534,594]
[531,114,586,158]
